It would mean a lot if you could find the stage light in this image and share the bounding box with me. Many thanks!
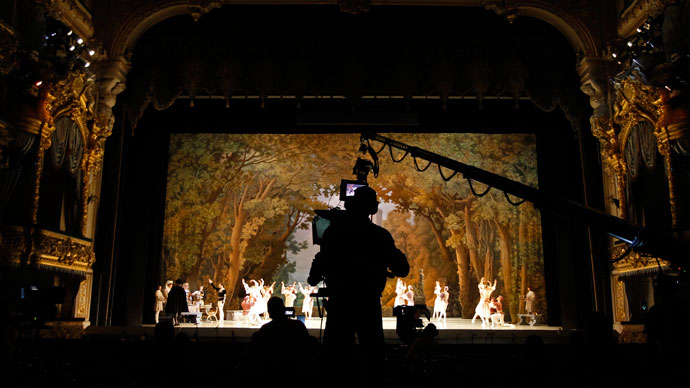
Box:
[88,49,95,56]
[77,38,83,44]
[69,45,75,51]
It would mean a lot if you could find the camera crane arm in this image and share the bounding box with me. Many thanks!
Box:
[360,132,688,266]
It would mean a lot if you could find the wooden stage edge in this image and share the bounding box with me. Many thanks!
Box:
[85,317,567,345]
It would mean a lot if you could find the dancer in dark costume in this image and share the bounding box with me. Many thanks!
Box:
[165,279,188,325]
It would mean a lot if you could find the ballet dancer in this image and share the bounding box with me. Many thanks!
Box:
[299,282,315,320]
[154,285,165,323]
[281,281,297,308]
[405,284,415,306]
[472,278,496,327]
[394,278,406,307]
[208,278,227,322]
[439,285,449,322]
[433,281,443,320]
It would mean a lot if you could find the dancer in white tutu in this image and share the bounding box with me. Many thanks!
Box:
[437,285,449,322]
[472,277,496,326]
[261,281,276,319]
[404,285,415,306]
[394,278,406,307]
[243,279,265,325]
[281,281,297,308]
[432,281,443,320]
[299,282,316,320]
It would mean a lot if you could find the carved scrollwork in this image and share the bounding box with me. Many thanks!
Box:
[188,0,222,22]
[0,20,19,76]
[31,69,95,228]
[610,70,686,227]
[618,0,671,37]
[611,244,669,274]
[612,275,628,322]
[0,119,11,169]
[38,0,94,40]
[0,226,95,272]
[339,0,371,15]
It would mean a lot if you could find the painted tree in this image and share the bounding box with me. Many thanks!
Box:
[163,133,360,303]
[163,132,545,318]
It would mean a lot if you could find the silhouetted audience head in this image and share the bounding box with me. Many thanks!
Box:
[585,311,616,345]
[525,334,544,347]
[423,323,439,338]
[154,320,175,343]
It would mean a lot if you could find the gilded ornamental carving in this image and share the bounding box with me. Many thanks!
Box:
[611,243,669,275]
[0,226,95,273]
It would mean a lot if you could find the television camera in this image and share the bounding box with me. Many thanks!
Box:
[311,138,380,245]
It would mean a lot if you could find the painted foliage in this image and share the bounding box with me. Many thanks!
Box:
[162,133,547,319]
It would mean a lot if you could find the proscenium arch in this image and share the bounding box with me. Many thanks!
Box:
[109,1,199,57]
[511,4,599,57]
[107,1,601,61]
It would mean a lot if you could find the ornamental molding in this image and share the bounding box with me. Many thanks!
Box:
[611,248,669,275]
[40,0,95,40]
[0,20,19,76]
[30,69,97,230]
[484,0,600,56]
[0,226,95,273]
[617,0,669,38]
[101,0,603,57]
[612,275,628,322]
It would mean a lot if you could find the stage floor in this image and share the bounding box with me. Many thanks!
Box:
[87,317,566,344]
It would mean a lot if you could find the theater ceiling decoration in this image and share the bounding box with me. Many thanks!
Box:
[0,0,687,331]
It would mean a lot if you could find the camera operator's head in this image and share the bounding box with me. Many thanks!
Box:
[267,296,286,320]
[344,186,379,216]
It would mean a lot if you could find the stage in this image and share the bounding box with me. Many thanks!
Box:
[86,316,566,344]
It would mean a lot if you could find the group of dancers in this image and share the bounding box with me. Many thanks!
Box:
[158,275,530,328]
[471,277,512,328]
[154,280,207,323]
[394,279,450,322]
[241,279,317,325]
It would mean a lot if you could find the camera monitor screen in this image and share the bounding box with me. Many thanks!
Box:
[339,179,368,201]
[311,215,331,245]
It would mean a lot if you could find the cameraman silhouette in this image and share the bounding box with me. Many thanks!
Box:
[308,186,409,383]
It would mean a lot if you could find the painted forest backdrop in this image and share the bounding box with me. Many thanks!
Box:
[161,133,547,322]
